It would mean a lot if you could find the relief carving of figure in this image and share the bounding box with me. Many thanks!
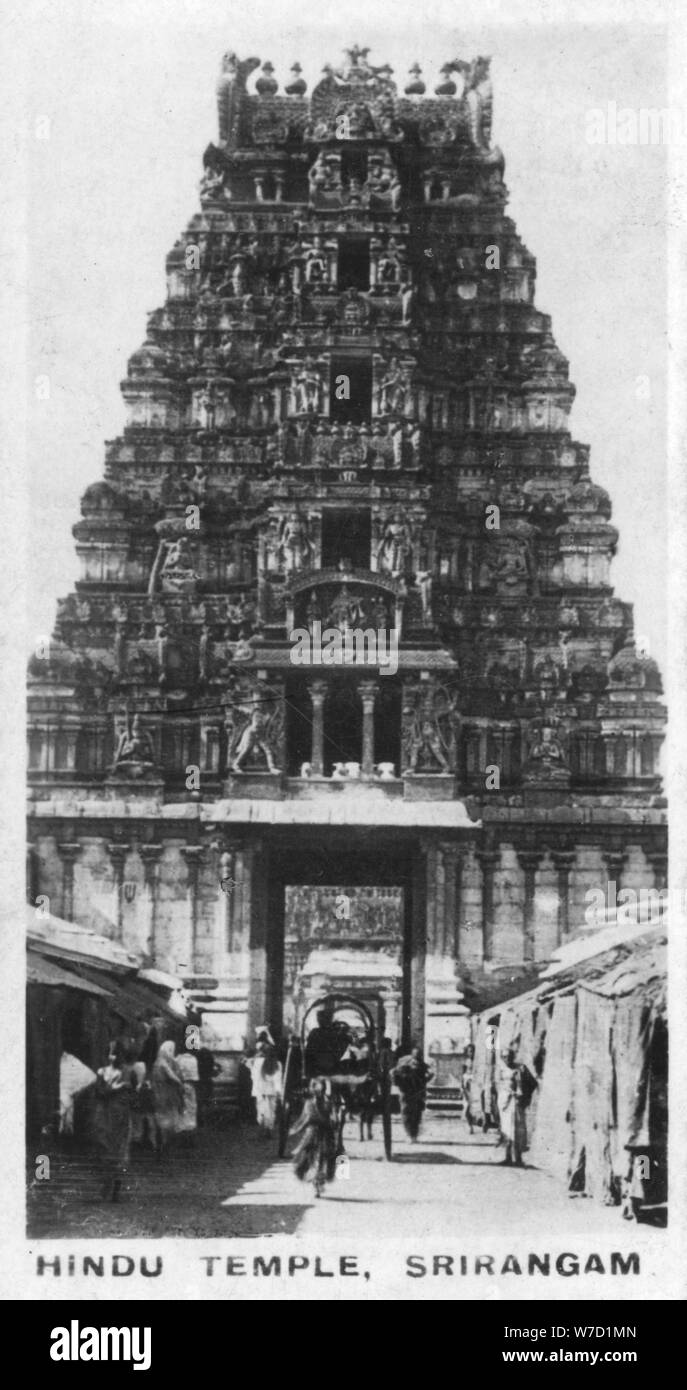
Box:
[228,684,284,773]
[402,681,457,774]
[524,722,569,778]
[278,510,313,573]
[477,538,530,594]
[149,533,199,596]
[302,235,328,284]
[377,357,411,414]
[295,359,322,414]
[112,708,155,771]
[376,510,412,575]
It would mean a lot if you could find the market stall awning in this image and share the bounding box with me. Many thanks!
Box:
[27,949,114,998]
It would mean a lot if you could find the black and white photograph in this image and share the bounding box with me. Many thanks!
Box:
[2,0,686,1306]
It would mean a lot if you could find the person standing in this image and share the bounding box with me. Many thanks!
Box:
[243,1029,282,1134]
[150,1040,185,1157]
[176,1047,200,1141]
[92,1043,135,1201]
[497,1049,535,1166]
[290,1079,338,1198]
[392,1044,433,1142]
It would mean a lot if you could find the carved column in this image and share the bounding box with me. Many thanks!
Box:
[603,848,628,902]
[182,845,206,974]
[57,842,81,921]
[359,680,378,776]
[517,850,544,963]
[139,843,163,963]
[309,680,327,776]
[476,847,499,963]
[439,842,462,957]
[107,839,130,938]
[214,836,243,954]
[551,850,576,947]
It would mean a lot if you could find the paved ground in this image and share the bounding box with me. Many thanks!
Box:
[28,1117,663,1242]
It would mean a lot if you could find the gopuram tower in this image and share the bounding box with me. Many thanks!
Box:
[28,47,667,1098]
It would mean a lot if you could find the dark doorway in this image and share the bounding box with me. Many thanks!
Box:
[323,678,363,774]
[321,508,371,570]
[374,678,402,773]
[329,355,373,424]
[337,236,370,291]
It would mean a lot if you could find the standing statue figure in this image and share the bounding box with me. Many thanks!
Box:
[403,682,457,774]
[377,511,412,575]
[378,357,409,414]
[229,687,284,774]
[279,510,313,573]
[197,383,216,431]
[295,360,322,414]
[302,236,328,284]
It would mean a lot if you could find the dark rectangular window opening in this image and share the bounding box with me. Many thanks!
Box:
[329,355,372,424]
[337,236,370,291]
[374,679,401,773]
[321,508,371,570]
[323,679,363,776]
[340,146,368,186]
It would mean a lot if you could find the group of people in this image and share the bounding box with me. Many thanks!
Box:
[60,1033,220,1202]
[238,1012,438,1200]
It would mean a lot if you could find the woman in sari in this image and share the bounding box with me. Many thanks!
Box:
[92,1043,134,1201]
[290,1079,338,1198]
[151,1040,185,1156]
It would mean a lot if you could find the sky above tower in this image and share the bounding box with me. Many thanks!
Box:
[22,0,668,672]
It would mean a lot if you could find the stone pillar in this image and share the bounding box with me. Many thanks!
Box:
[359,680,378,776]
[57,842,81,921]
[439,842,462,956]
[424,841,469,1068]
[246,839,268,1042]
[516,850,544,963]
[107,839,130,938]
[603,848,627,904]
[409,840,427,1048]
[254,175,264,201]
[275,174,284,202]
[181,845,206,974]
[476,847,499,962]
[139,843,163,962]
[214,837,243,955]
[309,680,327,776]
[551,850,576,947]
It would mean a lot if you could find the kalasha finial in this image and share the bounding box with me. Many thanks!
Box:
[285,62,307,97]
[256,61,278,96]
[435,61,457,97]
[405,62,425,95]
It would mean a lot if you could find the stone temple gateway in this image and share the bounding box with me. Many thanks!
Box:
[27,47,667,1102]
